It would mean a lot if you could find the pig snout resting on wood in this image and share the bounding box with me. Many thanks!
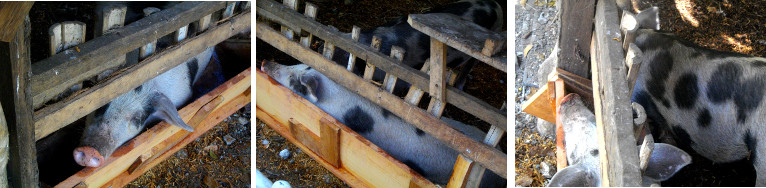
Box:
[549,94,690,187]
[629,7,766,186]
[260,60,503,186]
[329,0,504,92]
[73,48,213,167]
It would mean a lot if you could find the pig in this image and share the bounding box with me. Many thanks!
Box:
[549,94,691,187]
[328,0,504,92]
[73,47,213,167]
[630,7,766,186]
[260,60,504,187]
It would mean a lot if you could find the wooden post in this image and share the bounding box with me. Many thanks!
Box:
[382,46,404,93]
[95,5,127,81]
[222,1,237,19]
[0,16,38,188]
[0,2,33,42]
[300,3,318,47]
[428,38,447,117]
[363,36,382,81]
[280,0,298,39]
[139,7,161,60]
[558,0,595,78]
[592,0,641,185]
[198,14,212,33]
[346,26,361,71]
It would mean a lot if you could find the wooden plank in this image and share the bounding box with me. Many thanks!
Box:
[33,10,251,141]
[94,4,127,81]
[319,117,341,168]
[521,68,593,123]
[592,0,641,186]
[55,68,251,188]
[408,13,506,72]
[256,22,507,178]
[553,79,567,170]
[30,1,227,108]
[429,38,447,103]
[0,15,38,188]
[558,0,595,78]
[346,26,361,71]
[445,155,473,188]
[363,36,382,81]
[382,46,404,93]
[0,2,33,42]
[256,70,435,188]
[256,0,506,130]
[625,43,643,95]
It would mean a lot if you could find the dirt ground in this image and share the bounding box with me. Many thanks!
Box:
[256,0,507,187]
[514,0,764,186]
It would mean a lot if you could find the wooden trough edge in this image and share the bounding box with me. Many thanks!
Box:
[255,0,506,130]
[33,10,251,141]
[55,68,251,188]
[256,70,436,188]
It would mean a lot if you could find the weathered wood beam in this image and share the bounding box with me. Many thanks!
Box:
[34,10,251,141]
[256,0,506,130]
[256,21,507,178]
[0,2,33,42]
[408,13,506,72]
[0,15,38,188]
[558,0,595,78]
[30,1,227,108]
[592,0,641,186]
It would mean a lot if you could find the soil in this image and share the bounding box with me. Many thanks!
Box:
[256,0,507,187]
[514,0,765,186]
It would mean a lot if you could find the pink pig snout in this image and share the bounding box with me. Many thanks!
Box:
[74,146,104,167]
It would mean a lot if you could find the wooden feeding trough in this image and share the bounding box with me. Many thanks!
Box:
[256,0,507,187]
[0,2,251,187]
[521,0,655,186]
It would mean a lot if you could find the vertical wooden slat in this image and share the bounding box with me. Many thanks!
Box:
[382,46,404,93]
[429,38,447,103]
[346,26,361,71]
[300,3,318,47]
[139,7,161,60]
[558,0,595,78]
[403,60,430,105]
[95,5,127,81]
[0,16,38,188]
[363,36,382,81]
[280,0,298,39]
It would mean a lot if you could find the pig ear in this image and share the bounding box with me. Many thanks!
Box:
[636,6,660,30]
[548,164,598,187]
[299,73,321,103]
[145,93,194,132]
[644,143,692,181]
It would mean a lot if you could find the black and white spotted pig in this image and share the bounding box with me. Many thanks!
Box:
[330,0,504,91]
[73,48,213,167]
[549,94,691,187]
[631,8,766,186]
[260,60,504,186]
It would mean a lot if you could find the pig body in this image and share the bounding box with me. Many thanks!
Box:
[331,0,504,91]
[74,47,213,167]
[549,94,691,187]
[261,61,503,186]
[631,28,766,186]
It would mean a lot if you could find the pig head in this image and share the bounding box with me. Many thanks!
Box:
[549,94,690,187]
[74,48,213,167]
[630,7,766,186]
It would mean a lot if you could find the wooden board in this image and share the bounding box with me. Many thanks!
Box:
[558,0,595,78]
[256,0,506,130]
[0,15,38,188]
[592,0,641,186]
[30,1,228,108]
[408,13,506,72]
[33,10,251,141]
[256,21,507,178]
[0,2,33,42]
[256,70,435,188]
[521,68,592,123]
[55,68,251,188]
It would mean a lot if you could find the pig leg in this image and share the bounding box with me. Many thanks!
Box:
[752,134,764,186]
